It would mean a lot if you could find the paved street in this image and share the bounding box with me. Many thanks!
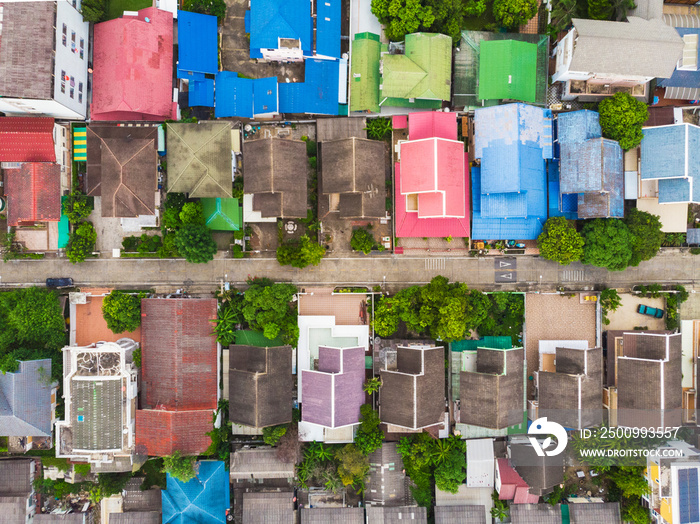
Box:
[0,251,697,292]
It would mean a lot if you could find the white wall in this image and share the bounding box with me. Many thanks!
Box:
[0,98,84,119]
[53,0,89,118]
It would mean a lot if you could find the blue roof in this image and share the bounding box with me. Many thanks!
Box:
[215,73,278,117]
[687,228,700,245]
[253,76,279,114]
[162,461,230,524]
[316,0,341,58]
[189,78,215,107]
[471,104,551,240]
[678,467,700,524]
[658,177,691,203]
[248,0,312,57]
[279,58,340,115]
[177,11,218,77]
[659,28,700,90]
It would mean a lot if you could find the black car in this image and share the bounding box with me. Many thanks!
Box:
[46,278,74,288]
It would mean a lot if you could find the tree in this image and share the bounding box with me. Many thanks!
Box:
[363,378,382,394]
[581,219,633,271]
[241,280,299,345]
[598,93,649,150]
[182,0,227,22]
[67,222,96,264]
[335,444,370,486]
[610,0,636,20]
[493,0,538,28]
[365,118,393,140]
[622,496,652,524]
[263,425,288,447]
[179,201,205,226]
[174,224,217,263]
[0,287,66,353]
[491,491,510,521]
[372,296,401,337]
[354,404,384,455]
[624,208,663,266]
[434,447,466,493]
[80,0,106,22]
[62,192,93,224]
[276,235,326,268]
[162,452,198,483]
[608,467,650,498]
[371,0,436,42]
[549,0,582,33]
[588,0,613,19]
[351,228,375,255]
[102,291,144,334]
[537,217,585,265]
[600,288,622,325]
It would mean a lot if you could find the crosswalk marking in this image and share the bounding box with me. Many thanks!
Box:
[561,270,585,282]
[425,258,446,271]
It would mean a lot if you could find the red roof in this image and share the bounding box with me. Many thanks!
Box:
[407,111,457,141]
[135,410,213,456]
[0,117,55,162]
[91,8,175,121]
[496,458,540,504]
[5,163,61,226]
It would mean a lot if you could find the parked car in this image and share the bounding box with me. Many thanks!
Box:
[637,304,664,318]
[46,278,73,288]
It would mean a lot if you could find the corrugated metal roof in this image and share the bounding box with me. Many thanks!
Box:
[215,72,253,118]
[688,228,700,245]
[350,34,381,112]
[189,78,214,108]
[279,58,341,115]
[478,40,537,103]
[0,117,56,163]
[317,0,341,58]
[466,439,495,487]
[202,198,241,231]
[248,0,313,56]
[177,11,218,76]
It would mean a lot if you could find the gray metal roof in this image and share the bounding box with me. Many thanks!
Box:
[570,17,683,78]
[301,507,365,524]
[366,506,427,524]
[628,0,663,21]
[0,459,33,495]
[34,515,89,523]
[0,496,31,523]
[510,504,561,524]
[367,443,413,506]
[71,378,123,451]
[229,448,295,480]
[0,359,55,437]
[108,513,160,524]
[569,503,622,523]
[434,506,487,524]
[242,492,294,524]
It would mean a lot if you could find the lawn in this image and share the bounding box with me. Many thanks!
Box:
[105,0,153,21]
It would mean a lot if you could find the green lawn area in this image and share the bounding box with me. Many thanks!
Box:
[105,0,153,21]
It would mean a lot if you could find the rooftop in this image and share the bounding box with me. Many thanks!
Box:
[0,117,55,163]
[278,57,342,115]
[366,506,427,524]
[214,72,278,118]
[659,15,700,100]
[434,506,488,524]
[242,492,295,524]
[162,461,230,524]
[301,508,365,524]
[229,447,295,480]
[202,198,242,231]
[367,442,413,506]
[0,359,54,438]
[177,11,218,76]
[349,33,381,113]
[5,163,61,226]
[248,0,312,57]
[73,289,142,347]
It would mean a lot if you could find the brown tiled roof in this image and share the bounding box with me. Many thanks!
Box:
[244,138,308,218]
[85,125,158,217]
[509,440,564,497]
[316,118,367,142]
[0,2,55,100]
[135,410,213,456]
[5,163,61,226]
[228,345,293,428]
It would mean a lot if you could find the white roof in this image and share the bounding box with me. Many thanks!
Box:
[466,438,495,488]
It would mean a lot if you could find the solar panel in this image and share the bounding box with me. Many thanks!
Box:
[678,468,700,524]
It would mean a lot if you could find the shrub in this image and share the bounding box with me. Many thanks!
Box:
[263,425,288,446]
[102,290,144,333]
[179,201,205,226]
[162,452,198,483]
[493,0,538,28]
[276,235,326,268]
[306,140,317,157]
[67,222,96,264]
[581,219,632,271]
[62,192,94,224]
[598,93,649,150]
[232,244,244,258]
[537,217,584,265]
[182,0,226,22]
[351,228,375,254]
[174,224,217,263]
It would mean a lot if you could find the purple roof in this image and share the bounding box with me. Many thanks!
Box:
[301,346,365,428]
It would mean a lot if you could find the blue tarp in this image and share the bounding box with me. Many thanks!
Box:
[316,0,341,58]
[162,461,230,524]
[279,58,340,115]
[189,78,215,107]
[177,10,218,77]
[248,0,312,58]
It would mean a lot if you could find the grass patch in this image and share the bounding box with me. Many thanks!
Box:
[105,0,152,20]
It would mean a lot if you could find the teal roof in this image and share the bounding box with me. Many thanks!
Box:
[202,198,242,231]
[58,196,70,249]
[162,461,230,524]
[451,336,513,352]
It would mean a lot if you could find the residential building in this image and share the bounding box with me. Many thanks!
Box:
[366,506,427,523]
[246,0,312,60]
[241,492,295,524]
[214,73,278,119]
[229,447,295,482]
[452,31,549,108]
[102,477,161,524]
[536,346,603,430]
[568,503,622,523]
[278,57,346,115]
[660,14,700,101]
[551,17,683,101]
[0,360,58,451]
[4,162,61,229]
[0,0,88,119]
[644,440,700,524]
[135,298,218,456]
[681,320,699,424]
[472,103,552,240]
[395,111,470,238]
[379,345,444,431]
[243,138,308,219]
[434,484,492,521]
[507,436,565,500]
[34,515,91,523]
[166,122,233,198]
[366,443,414,507]
[55,340,139,472]
[301,508,365,523]
[69,288,142,347]
[0,458,37,523]
[349,33,381,113]
[177,10,218,108]
[434,506,488,524]
[466,439,495,489]
[228,345,293,429]
[553,110,624,220]
[162,461,230,524]
[495,458,539,505]
[202,198,242,231]
[85,125,159,219]
[91,8,175,121]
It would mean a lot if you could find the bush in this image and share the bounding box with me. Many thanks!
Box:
[581,219,632,271]
[102,291,145,334]
[276,235,326,268]
[174,224,217,263]
[493,0,538,28]
[537,217,584,265]
[162,452,198,483]
[624,208,663,266]
[354,404,384,455]
[306,140,317,157]
[598,93,649,150]
[67,222,97,264]
[182,0,226,22]
[74,463,91,476]
[232,244,244,258]
[232,177,244,200]
[80,0,105,22]
[351,228,375,255]
[62,192,94,224]
[263,425,288,446]
[691,247,700,255]
[179,201,205,226]
[365,118,392,140]
[132,347,142,367]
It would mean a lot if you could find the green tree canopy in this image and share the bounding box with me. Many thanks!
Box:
[371,0,435,42]
[581,219,633,271]
[174,224,217,263]
[351,228,375,255]
[102,291,144,334]
[162,451,198,483]
[80,0,106,22]
[493,0,538,28]
[537,217,585,265]
[62,192,94,224]
[598,93,649,150]
[263,425,288,447]
[67,222,96,264]
[335,444,370,486]
[179,201,205,226]
[623,208,663,266]
[354,404,384,455]
[241,279,299,345]
[588,0,613,19]
[276,235,326,269]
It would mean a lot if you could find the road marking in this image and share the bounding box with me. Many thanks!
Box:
[495,258,517,270]
[495,271,517,283]
[561,270,585,282]
[425,258,446,271]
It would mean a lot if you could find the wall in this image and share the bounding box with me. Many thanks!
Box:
[0,98,84,119]
[53,0,89,118]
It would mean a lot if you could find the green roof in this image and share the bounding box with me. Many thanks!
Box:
[451,336,513,352]
[380,33,452,106]
[478,40,537,103]
[350,33,381,113]
[202,198,242,231]
[234,330,284,347]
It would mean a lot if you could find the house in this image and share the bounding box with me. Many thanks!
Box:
[161,461,230,524]
[177,10,218,78]
[495,458,539,504]
[660,14,700,101]
[379,345,444,431]
[434,485,492,522]
[395,112,470,238]
[350,33,382,113]
[536,346,603,430]
[243,138,308,219]
[0,458,37,523]
[366,506,427,523]
[644,440,700,524]
[91,8,175,121]
[34,515,91,523]
[460,346,526,431]
[229,447,295,482]
[0,360,58,451]
[228,345,293,428]
[135,298,218,456]
[166,122,233,198]
[640,124,700,204]
[214,73,278,119]
[508,437,565,500]
[367,443,414,507]
[241,492,295,524]
[510,504,561,523]
[4,163,61,227]
[0,0,88,119]
[554,110,624,220]
[55,339,139,472]
[103,477,161,524]
[202,198,242,231]
[453,31,549,108]
[278,57,346,115]
[434,506,488,524]
[319,136,386,220]
[301,346,365,429]
[69,288,142,347]
[301,508,365,523]
[472,103,551,240]
[568,502,622,523]
[681,320,700,424]
[466,439,495,489]
[551,17,683,101]
[85,125,159,219]
[606,332,682,428]
[246,0,312,61]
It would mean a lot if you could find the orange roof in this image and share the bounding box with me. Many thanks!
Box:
[73,288,141,346]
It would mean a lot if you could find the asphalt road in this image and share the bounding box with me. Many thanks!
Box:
[0,251,695,292]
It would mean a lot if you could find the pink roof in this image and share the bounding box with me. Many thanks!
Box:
[496,459,539,504]
[0,117,55,162]
[408,111,457,141]
[392,115,408,130]
[91,8,175,121]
